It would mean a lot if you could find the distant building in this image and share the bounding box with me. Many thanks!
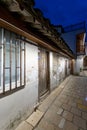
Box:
[55,22,86,74]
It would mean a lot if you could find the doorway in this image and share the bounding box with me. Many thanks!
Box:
[38,48,49,98]
[83,56,87,68]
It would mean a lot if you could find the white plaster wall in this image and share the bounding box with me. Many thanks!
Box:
[52,53,58,90]
[50,53,69,91]
[0,42,71,130]
[85,45,87,55]
[74,56,83,73]
[49,52,53,90]
[76,56,83,73]
[0,43,38,130]
[50,52,58,91]
[67,60,70,75]
[58,57,66,80]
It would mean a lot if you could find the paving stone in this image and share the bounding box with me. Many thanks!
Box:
[38,87,62,112]
[54,100,62,107]
[72,94,79,98]
[67,96,74,101]
[62,103,71,111]
[73,116,87,129]
[16,76,87,130]
[44,108,62,126]
[83,100,87,106]
[49,104,59,114]
[57,108,64,115]
[15,121,33,130]
[62,110,73,121]
[78,128,85,130]
[34,118,55,130]
[59,97,65,103]
[26,110,43,127]
[68,101,77,107]
[64,121,78,130]
[71,107,81,116]
[38,96,54,112]
[58,118,66,129]
[82,112,87,120]
[77,99,83,104]
[78,104,87,112]
[59,97,69,104]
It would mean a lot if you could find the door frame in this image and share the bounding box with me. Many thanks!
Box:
[38,48,50,101]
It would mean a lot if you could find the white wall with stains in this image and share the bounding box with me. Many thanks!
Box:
[0,42,71,130]
[0,43,39,130]
[74,56,84,74]
[50,52,70,91]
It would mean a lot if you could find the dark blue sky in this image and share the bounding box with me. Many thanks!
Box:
[35,0,87,27]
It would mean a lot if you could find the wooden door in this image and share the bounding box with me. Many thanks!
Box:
[84,56,87,68]
[38,49,49,97]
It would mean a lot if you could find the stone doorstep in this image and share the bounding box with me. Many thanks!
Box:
[26,110,44,127]
[15,110,44,130]
[15,121,33,130]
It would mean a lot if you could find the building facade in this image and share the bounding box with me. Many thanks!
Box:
[0,1,74,130]
[57,22,86,74]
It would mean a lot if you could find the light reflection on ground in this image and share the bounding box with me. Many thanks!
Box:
[85,97,87,101]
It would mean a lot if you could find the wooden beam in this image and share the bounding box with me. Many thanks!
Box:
[0,18,58,52]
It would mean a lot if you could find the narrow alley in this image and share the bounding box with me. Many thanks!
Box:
[1,1,87,130]
[16,75,87,130]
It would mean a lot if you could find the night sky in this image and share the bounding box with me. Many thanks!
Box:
[34,0,87,27]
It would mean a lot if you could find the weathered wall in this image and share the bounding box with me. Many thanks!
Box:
[85,45,87,55]
[50,53,70,91]
[74,56,84,74]
[73,56,84,74]
[0,42,71,130]
[0,43,39,130]
[74,45,87,74]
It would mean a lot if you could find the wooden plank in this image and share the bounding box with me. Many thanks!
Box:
[10,35,12,90]
[15,40,17,88]
[0,19,58,52]
[39,49,49,97]
[3,29,6,93]
[20,40,22,86]
[24,41,26,85]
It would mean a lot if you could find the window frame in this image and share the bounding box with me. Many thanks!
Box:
[0,28,26,96]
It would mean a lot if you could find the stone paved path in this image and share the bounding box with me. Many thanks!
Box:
[80,70,87,76]
[16,75,87,130]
